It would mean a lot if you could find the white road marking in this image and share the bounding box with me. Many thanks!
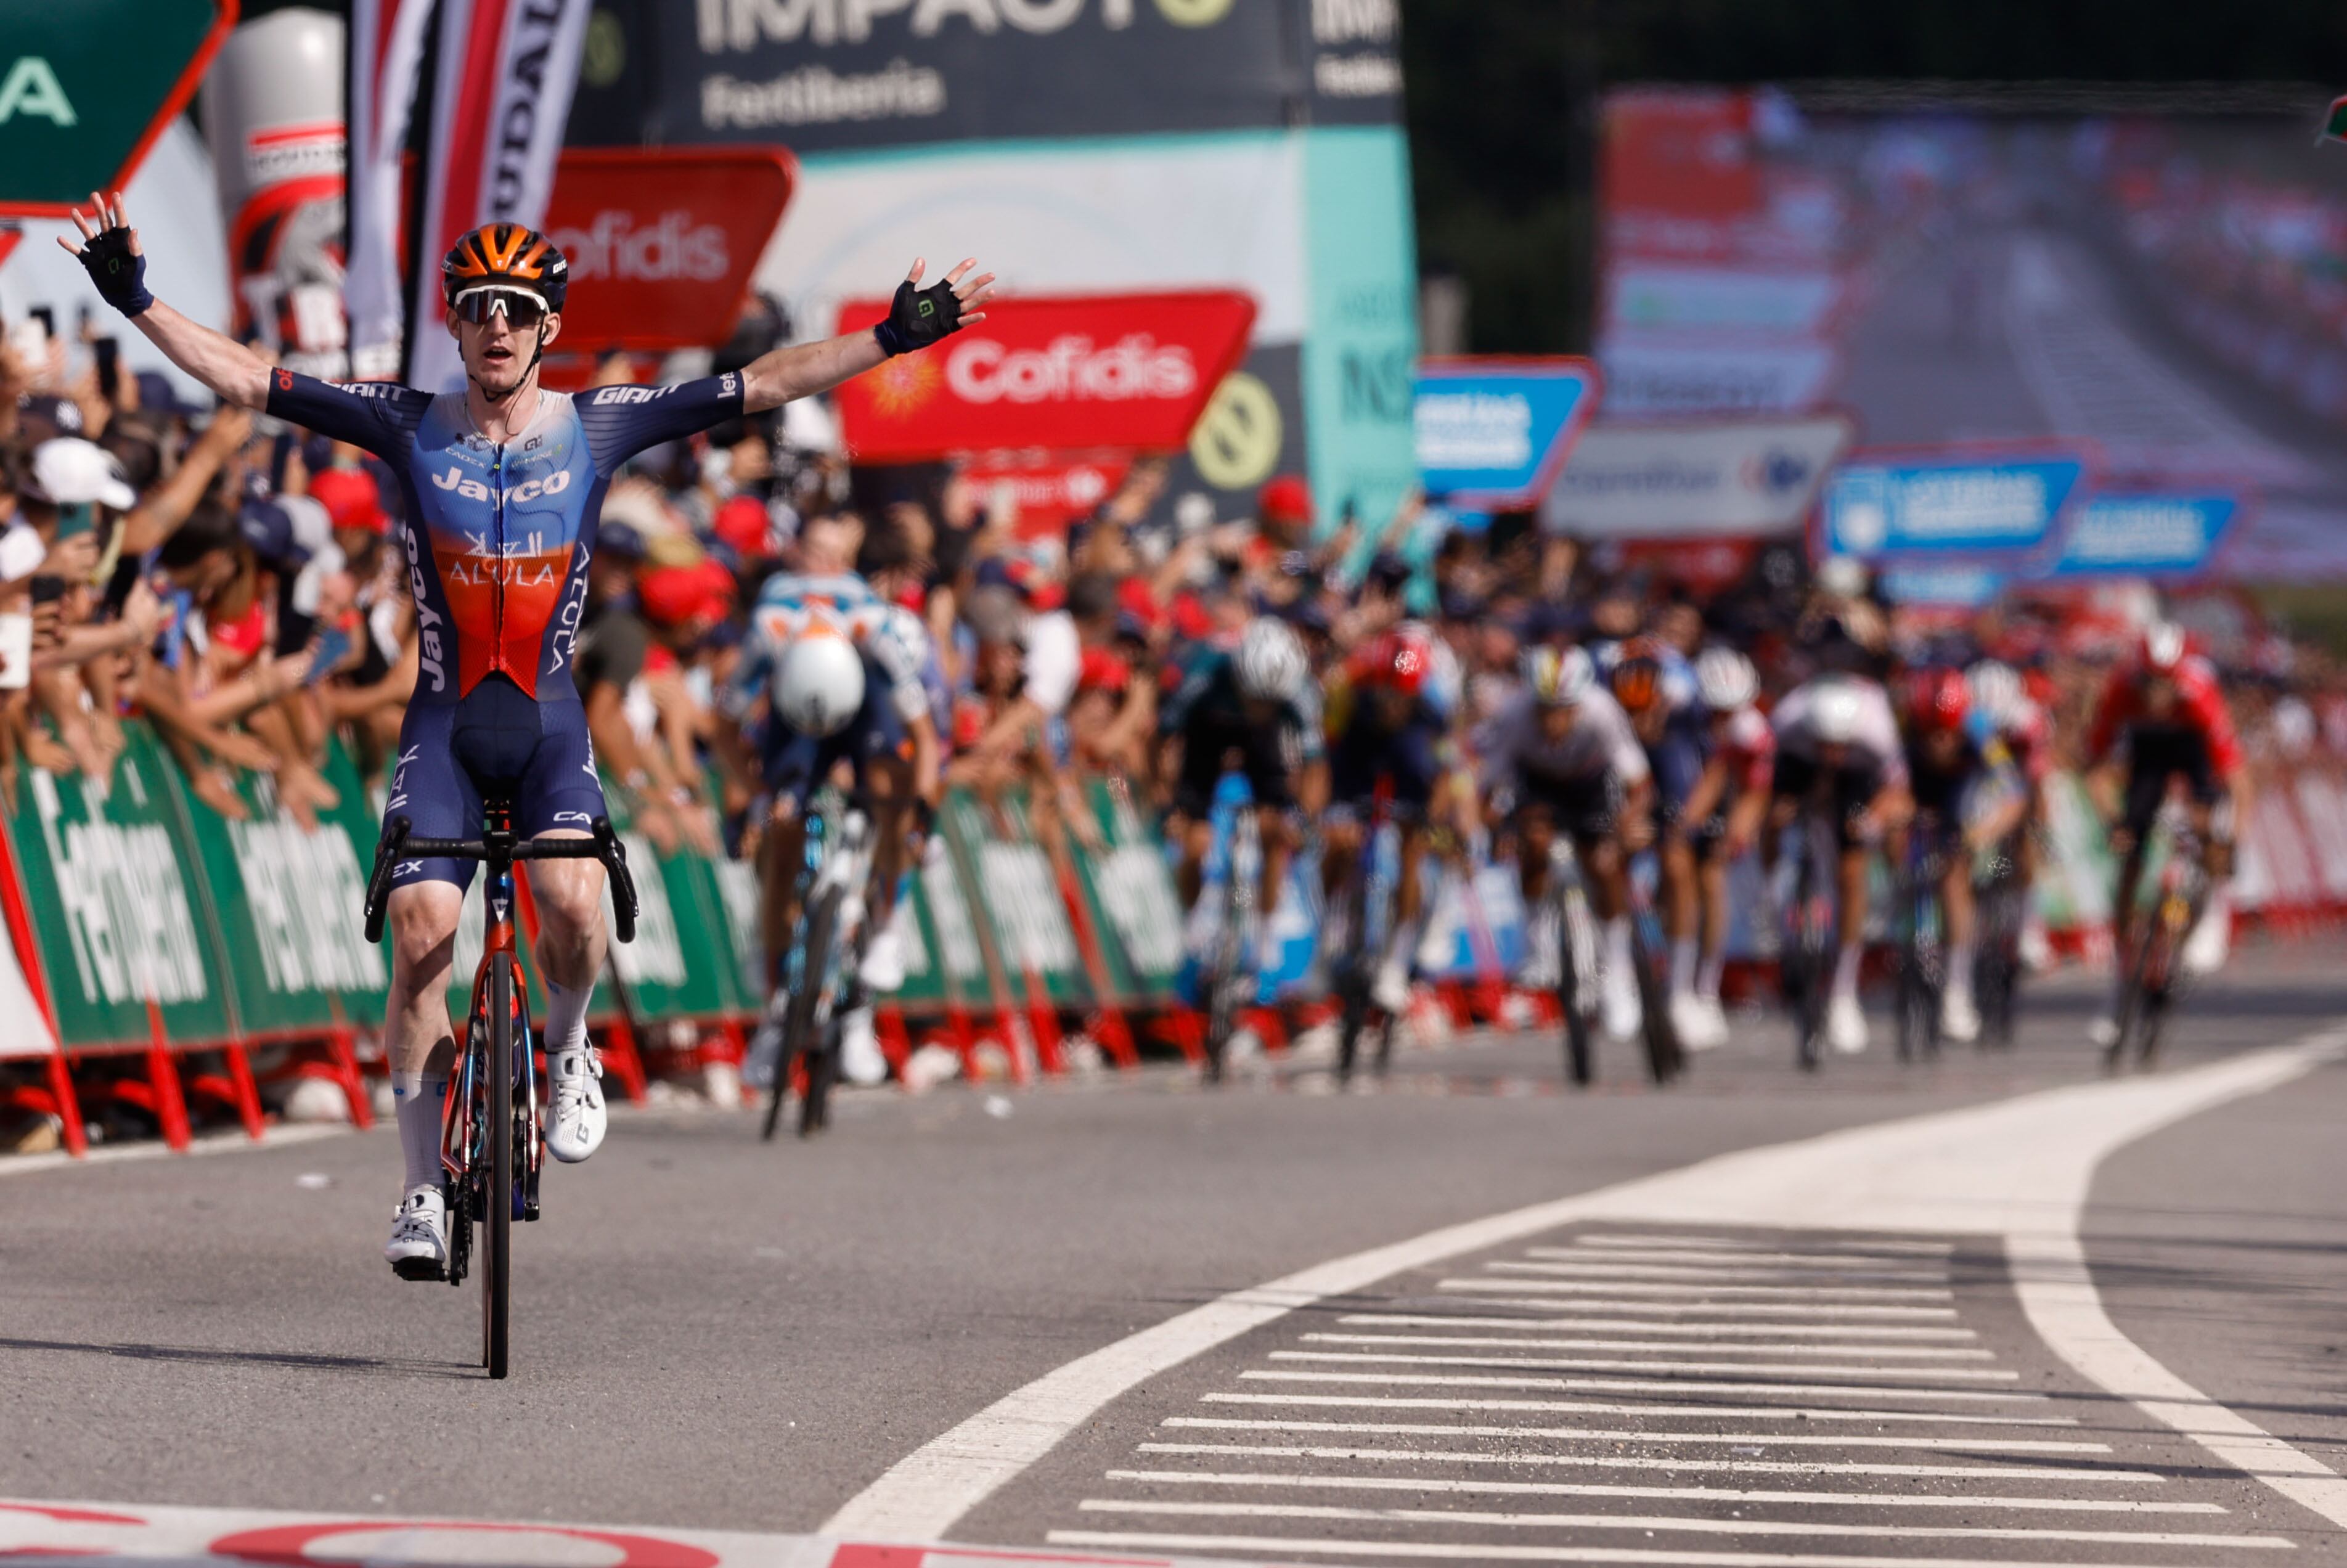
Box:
[1426,1297,1962,1319]
[1526,1247,1957,1270]
[1270,1351,2022,1381]
[1444,1280,1953,1301]
[1158,1417,2109,1452]
[1048,1529,2216,1567]
[1072,1499,2288,1549]
[1104,1470,2226,1512]
[1336,1315,1982,1340]
[1302,1333,1996,1359]
[0,1122,353,1179]
[1132,1442,2155,1481]
[1199,1392,2080,1426]
[1486,1262,1949,1284]
[825,1030,2344,1540]
[1245,1371,2046,1402]
[1572,1236,1957,1256]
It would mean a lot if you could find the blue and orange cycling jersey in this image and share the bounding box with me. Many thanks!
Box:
[264,366,746,704]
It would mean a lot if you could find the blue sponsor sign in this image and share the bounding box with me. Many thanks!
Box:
[1821,448,2089,561]
[1879,565,2009,608]
[2035,491,2240,581]
[1414,357,1601,508]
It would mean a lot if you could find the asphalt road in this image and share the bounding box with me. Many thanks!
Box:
[2,937,2344,1566]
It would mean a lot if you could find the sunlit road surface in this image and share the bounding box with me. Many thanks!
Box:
[3,937,2344,1567]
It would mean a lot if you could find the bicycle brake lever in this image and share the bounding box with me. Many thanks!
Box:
[364,816,413,946]
[593,817,639,944]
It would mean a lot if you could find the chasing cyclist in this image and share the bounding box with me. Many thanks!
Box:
[1597,636,1716,1049]
[1894,669,2027,1045]
[66,189,994,1275]
[2084,621,2247,1043]
[1766,670,1909,1054]
[1480,645,1653,1043]
[1671,647,1773,1050]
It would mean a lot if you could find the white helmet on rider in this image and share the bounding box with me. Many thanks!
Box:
[1235,617,1308,703]
[775,631,866,738]
[1810,677,1867,746]
[1965,659,2022,730]
[1522,644,1595,708]
[1694,646,1759,712]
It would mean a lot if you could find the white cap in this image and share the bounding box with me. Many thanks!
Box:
[29,438,136,510]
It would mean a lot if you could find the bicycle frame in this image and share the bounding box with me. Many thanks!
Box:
[763,788,875,1138]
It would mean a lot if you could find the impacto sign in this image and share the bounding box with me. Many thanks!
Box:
[834,291,1256,461]
[1819,445,2092,564]
[1412,357,1601,510]
[1542,412,1855,540]
[541,147,797,353]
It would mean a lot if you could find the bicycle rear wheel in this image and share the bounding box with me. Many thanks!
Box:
[484,953,513,1381]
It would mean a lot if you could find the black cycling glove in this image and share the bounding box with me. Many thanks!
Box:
[77,227,153,317]
[871,276,964,357]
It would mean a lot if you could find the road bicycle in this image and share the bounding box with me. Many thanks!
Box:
[1972,829,2030,1048]
[2107,804,2210,1073]
[761,785,875,1140]
[363,803,638,1381]
[1893,815,1949,1065]
[1326,786,1400,1085]
[1777,804,1840,1073]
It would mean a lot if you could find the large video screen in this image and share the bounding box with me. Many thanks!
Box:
[1599,89,2347,578]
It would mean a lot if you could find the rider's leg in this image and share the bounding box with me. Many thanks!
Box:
[1517,812,1556,907]
[529,837,611,1162]
[1320,815,1362,910]
[859,752,914,992]
[1175,815,1213,910]
[1662,833,1699,1000]
[1832,843,1868,1000]
[759,798,809,986]
[383,877,462,1275]
[1696,845,1730,1002]
[1256,805,1294,932]
[1940,847,1980,1040]
[1378,820,1429,1010]
[1579,831,1640,1037]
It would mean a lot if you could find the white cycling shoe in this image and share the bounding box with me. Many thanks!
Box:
[1601,971,1643,1043]
[386,1186,449,1281]
[1372,956,1412,1013]
[545,1046,606,1164]
[2088,1011,2121,1048]
[839,1005,890,1087]
[859,920,908,992]
[1827,994,1870,1055]
[2182,899,2231,976]
[1940,985,1982,1044]
[1670,992,1721,1052]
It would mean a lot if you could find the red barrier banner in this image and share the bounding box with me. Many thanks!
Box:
[958,450,1135,537]
[541,147,798,355]
[834,291,1256,462]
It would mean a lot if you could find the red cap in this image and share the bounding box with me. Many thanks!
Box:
[711,494,773,560]
[1077,646,1131,695]
[1259,474,1313,527]
[307,468,385,535]
[639,560,735,628]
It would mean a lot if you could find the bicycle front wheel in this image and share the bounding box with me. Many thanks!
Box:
[792,886,843,1137]
[484,952,513,1380]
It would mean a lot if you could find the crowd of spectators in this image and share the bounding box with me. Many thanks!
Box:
[4,303,2347,905]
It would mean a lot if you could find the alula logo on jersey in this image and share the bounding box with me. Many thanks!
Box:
[433,464,575,504]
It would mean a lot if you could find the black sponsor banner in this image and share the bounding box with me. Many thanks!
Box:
[566,0,1400,151]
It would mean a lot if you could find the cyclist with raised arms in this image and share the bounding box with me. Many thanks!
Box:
[64,190,994,1276]
[1479,645,1652,1043]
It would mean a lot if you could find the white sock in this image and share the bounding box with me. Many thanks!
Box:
[1669,937,1698,999]
[544,976,594,1057]
[391,1070,447,1193]
[1603,916,1633,981]
[1832,942,1863,1002]
[1948,939,1977,996]
[1697,951,1726,1004]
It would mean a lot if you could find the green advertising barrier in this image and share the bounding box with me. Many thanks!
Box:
[940,788,1091,1010]
[6,727,235,1049]
[583,774,748,1023]
[165,735,387,1039]
[1067,778,1188,1006]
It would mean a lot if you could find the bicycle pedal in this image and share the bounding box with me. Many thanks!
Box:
[391,1256,449,1284]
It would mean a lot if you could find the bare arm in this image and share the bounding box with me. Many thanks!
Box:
[120,405,254,555]
[59,192,272,410]
[739,257,995,414]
